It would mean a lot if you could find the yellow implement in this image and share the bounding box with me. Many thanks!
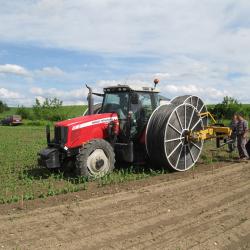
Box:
[189,112,232,146]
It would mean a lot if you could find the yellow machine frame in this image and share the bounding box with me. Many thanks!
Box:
[190,112,232,144]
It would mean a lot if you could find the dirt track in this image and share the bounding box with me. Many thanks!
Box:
[0,163,250,250]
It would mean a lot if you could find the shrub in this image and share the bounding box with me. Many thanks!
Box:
[0,100,9,113]
[209,96,249,120]
[33,97,68,121]
[16,106,32,119]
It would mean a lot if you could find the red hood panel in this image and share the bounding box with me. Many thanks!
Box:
[55,113,119,148]
[55,113,118,128]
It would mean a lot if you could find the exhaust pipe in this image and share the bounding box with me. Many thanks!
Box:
[86,84,94,115]
[46,125,51,145]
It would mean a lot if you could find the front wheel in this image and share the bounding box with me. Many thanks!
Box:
[76,139,115,178]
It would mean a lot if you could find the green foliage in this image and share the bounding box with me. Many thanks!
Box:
[33,97,68,121]
[208,96,250,120]
[0,105,87,125]
[0,125,90,204]
[16,106,32,119]
[222,96,239,105]
[0,100,9,113]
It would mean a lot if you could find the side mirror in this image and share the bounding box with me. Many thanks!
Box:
[131,93,139,105]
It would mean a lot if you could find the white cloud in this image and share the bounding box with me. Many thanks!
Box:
[30,86,88,102]
[0,64,29,76]
[97,79,231,103]
[35,67,65,77]
[0,0,249,58]
[35,96,46,103]
[0,88,22,99]
[0,1,250,104]
[97,79,149,90]
[163,84,230,101]
[0,64,67,78]
[154,73,170,80]
[30,87,44,95]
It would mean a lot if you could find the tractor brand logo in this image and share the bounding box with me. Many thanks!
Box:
[72,117,118,131]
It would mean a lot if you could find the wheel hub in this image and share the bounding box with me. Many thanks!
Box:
[181,130,190,145]
[95,159,105,170]
[87,149,109,176]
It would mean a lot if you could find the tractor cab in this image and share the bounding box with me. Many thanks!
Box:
[99,85,160,142]
[83,85,161,163]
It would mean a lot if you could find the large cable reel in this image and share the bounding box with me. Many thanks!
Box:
[146,100,205,171]
[171,95,208,126]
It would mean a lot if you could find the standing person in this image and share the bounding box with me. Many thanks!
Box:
[228,114,238,152]
[236,113,249,160]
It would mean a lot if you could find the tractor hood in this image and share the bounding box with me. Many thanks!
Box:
[55,113,119,149]
[55,113,118,129]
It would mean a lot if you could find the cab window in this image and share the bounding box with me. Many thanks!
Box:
[102,92,129,119]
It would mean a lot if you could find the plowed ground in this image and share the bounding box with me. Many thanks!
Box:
[0,162,249,250]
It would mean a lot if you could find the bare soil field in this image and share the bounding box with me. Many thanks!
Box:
[0,162,249,250]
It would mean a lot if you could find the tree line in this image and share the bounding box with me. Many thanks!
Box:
[0,100,9,113]
[208,96,250,120]
[1,96,249,122]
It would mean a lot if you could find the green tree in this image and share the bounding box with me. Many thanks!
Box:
[0,100,9,113]
[222,96,239,106]
[210,96,249,120]
[16,106,32,119]
[32,97,67,121]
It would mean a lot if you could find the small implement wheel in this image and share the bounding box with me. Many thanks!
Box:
[76,139,115,178]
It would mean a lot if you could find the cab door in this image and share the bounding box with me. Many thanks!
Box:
[130,92,158,140]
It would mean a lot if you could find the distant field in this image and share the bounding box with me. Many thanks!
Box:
[0,105,87,125]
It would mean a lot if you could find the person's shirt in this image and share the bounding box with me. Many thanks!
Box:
[230,120,238,133]
[236,119,248,136]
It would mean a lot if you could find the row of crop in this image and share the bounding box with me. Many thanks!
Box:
[0,167,163,205]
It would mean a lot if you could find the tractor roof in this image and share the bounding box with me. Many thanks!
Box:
[103,85,159,93]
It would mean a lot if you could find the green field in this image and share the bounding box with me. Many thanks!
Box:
[0,105,87,125]
[0,126,157,204]
[0,124,238,204]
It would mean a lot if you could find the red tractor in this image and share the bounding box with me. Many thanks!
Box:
[38,81,231,177]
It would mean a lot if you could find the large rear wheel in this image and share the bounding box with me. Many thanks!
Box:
[76,139,115,178]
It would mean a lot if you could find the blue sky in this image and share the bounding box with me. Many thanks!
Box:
[0,0,250,106]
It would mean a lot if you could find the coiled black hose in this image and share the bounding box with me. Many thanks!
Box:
[146,103,204,171]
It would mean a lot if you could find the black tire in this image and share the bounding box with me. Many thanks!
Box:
[76,139,115,178]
